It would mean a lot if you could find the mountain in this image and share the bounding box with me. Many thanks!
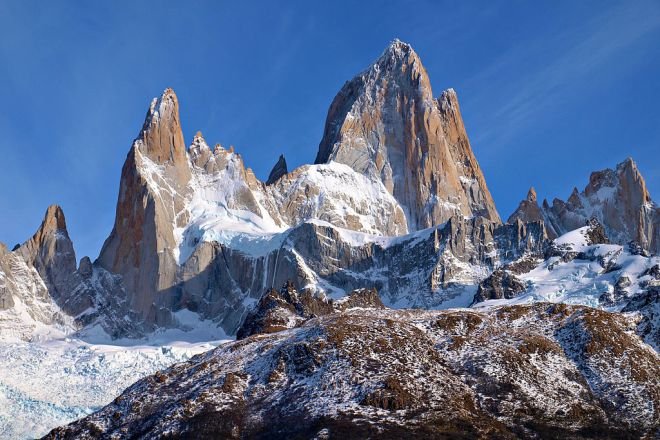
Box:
[97,88,191,327]
[265,154,288,185]
[315,39,500,229]
[46,299,659,439]
[90,41,540,337]
[1,40,655,345]
[0,205,137,341]
[508,158,659,253]
[1,38,658,439]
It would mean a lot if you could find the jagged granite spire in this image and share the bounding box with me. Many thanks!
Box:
[266,154,288,185]
[98,88,192,322]
[507,187,544,225]
[16,205,77,299]
[315,39,500,230]
[508,158,659,252]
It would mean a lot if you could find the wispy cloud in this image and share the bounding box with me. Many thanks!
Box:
[466,0,660,147]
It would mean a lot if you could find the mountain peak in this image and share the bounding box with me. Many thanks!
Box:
[380,38,415,59]
[41,204,68,234]
[145,88,179,128]
[315,40,499,230]
[618,156,637,171]
[507,187,543,224]
[526,187,537,202]
[137,88,187,167]
[373,39,425,82]
[266,154,288,185]
[508,158,658,251]
[14,204,77,297]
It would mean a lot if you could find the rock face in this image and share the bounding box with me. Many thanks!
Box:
[266,154,288,185]
[47,303,660,439]
[97,88,191,325]
[437,88,500,221]
[0,206,139,341]
[236,282,383,339]
[507,187,544,224]
[509,158,659,253]
[315,39,500,230]
[473,268,527,303]
[15,205,77,301]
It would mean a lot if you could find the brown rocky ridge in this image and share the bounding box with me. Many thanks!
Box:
[46,299,659,439]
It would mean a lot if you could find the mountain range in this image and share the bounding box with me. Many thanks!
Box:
[0,39,658,438]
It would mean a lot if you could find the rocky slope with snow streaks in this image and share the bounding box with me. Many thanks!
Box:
[47,303,659,439]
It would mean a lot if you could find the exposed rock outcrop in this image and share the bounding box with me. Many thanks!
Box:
[507,187,544,224]
[97,88,192,324]
[236,282,383,339]
[315,39,500,230]
[473,268,527,303]
[15,205,77,301]
[266,154,288,185]
[509,158,659,253]
[622,286,659,350]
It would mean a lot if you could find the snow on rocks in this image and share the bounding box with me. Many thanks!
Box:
[46,304,659,439]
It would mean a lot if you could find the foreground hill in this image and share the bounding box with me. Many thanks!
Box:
[47,299,659,439]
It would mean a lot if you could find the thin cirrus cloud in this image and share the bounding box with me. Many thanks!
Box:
[466,1,660,148]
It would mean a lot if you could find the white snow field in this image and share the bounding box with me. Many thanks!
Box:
[0,336,227,439]
[474,226,659,310]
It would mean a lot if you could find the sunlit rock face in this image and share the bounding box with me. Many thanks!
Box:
[509,157,659,253]
[46,303,660,439]
[315,39,500,231]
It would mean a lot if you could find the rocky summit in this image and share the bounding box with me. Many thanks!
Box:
[509,157,659,253]
[0,38,658,440]
[316,40,500,229]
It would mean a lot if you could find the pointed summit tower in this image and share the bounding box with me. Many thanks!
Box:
[16,205,77,300]
[315,39,500,230]
[266,154,288,185]
[98,89,192,322]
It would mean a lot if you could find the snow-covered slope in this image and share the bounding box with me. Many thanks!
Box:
[0,251,77,342]
[0,338,223,439]
[473,222,660,349]
[475,225,659,309]
[177,137,409,264]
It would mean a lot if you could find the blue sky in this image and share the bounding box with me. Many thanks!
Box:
[0,0,658,260]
